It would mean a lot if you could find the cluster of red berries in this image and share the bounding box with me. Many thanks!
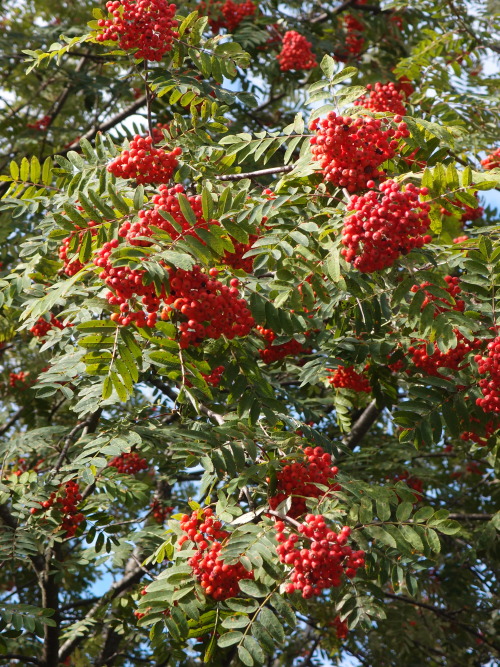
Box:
[277,31,318,71]
[275,516,364,599]
[475,337,500,413]
[257,326,308,364]
[97,0,178,61]
[222,234,258,273]
[409,331,481,378]
[354,81,407,115]
[31,481,84,538]
[441,194,484,223]
[453,235,469,245]
[9,371,30,389]
[123,184,214,246]
[332,616,349,640]
[151,122,170,144]
[269,446,340,519]
[200,0,256,33]
[393,471,424,502]
[161,268,254,348]
[202,365,225,386]
[150,499,174,523]
[481,147,500,171]
[59,220,98,276]
[338,14,365,60]
[108,135,181,184]
[342,180,431,272]
[108,451,148,474]
[461,416,497,447]
[327,365,371,392]
[30,314,66,338]
[310,113,409,192]
[27,115,51,131]
[178,508,254,600]
[97,239,162,328]
[411,275,465,314]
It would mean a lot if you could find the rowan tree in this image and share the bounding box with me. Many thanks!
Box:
[0,1,499,666]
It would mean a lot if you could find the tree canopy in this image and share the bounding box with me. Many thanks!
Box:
[0,0,499,665]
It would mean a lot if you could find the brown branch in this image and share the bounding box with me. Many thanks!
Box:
[343,400,380,450]
[217,165,294,181]
[311,0,356,23]
[0,406,26,436]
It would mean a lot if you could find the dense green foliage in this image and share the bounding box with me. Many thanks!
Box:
[0,1,499,665]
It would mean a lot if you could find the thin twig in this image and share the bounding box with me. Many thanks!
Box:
[218,165,294,181]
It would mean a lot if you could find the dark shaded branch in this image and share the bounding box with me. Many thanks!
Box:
[343,400,380,450]
[448,513,492,521]
[0,406,26,436]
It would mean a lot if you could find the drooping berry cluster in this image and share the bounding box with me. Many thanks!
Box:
[475,338,500,412]
[277,31,318,71]
[332,616,349,639]
[30,314,66,338]
[162,267,254,348]
[411,275,465,314]
[342,180,431,272]
[310,113,409,192]
[150,499,174,523]
[9,371,30,389]
[178,508,254,600]
[202,365,225,386]
[409,331,481,378]
[122,184,215,246]
[199,0,255,33]
[275,517,364,599]
[257,326,308,364]
[337,14,365,60]
[481,147,500,171]
[108,451,148,474]
[31,481,84,537]
[27,115,51,131]
[107,135,182,184]
[269,446,340,519]
[461,416,497,447]
[440,193,484,223]
[328,365,371,392]
[393,471,424,501]
[222,234,259,273]
[59,221,98,276]
[354,81,407,115]
[96,0,178,61]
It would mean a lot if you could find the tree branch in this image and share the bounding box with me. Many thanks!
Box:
[217,165,294,181]
[0,406,26,436]
[343,400,380,450]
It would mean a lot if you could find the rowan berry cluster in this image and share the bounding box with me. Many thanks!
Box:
[202,365,224,386]
[409,331,481,378]
[441,194,483,223]
[354,81,407,115]
[30,314,66,338]
[178,508,254,600]
[222,234,258,273]
[277,31,318,71]
[340,15,365,59]
[96,0,178,62]
[123,184,214,246]
[275,516,364,599]
[481,147,500,171]
[151,122,170,144]
[332,615,349,640]
[327,365,371,392]
[59,221,98,276]
[199,0,255,33]
[269,446,340,519]
[453,235,469,244]
[341,180,431,272]
[475,337,500,413]
[27,115,51,130]
[461,416,497,447]
[393,471,423,502]
[150,499,174,523]
[310,113,409,192]
[257,326,307,364]
[31,481,84,537]
[108,451,148,474]
[107,135,182,184]
[97,239,163,328]
[9,371,30,389]
[161,267,254,348]
[411,275,465,314]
